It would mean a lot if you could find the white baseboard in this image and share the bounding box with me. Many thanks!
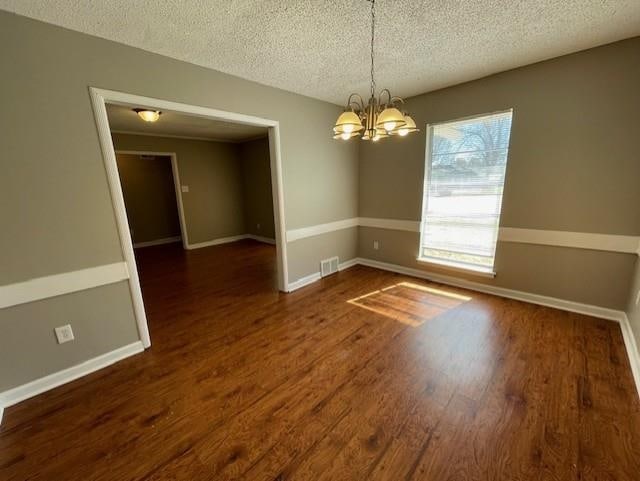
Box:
[246,234,276,245]
[338,258,359,270]
[287,271,322,292]
[620,314,640,398]
[187,234,276,250]
[0,341,144,423]
[355,257,625,322]
[133,236,181,248]
[186,235,248,250]
[287,258,358,292]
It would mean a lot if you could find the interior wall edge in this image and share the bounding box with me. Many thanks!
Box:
[620,313,640,398]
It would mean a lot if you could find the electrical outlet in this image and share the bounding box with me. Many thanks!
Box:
[373,240,379,250]
[181,185,189,193]
[54,324,75,344]
[257,223,261,230]
[636,289,640,306]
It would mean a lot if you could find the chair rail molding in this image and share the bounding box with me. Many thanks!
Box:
[0,262,129,309]
[285,217,640,255]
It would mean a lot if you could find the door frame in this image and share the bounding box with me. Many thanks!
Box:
[114,151,189,250]
[89,87,289,348]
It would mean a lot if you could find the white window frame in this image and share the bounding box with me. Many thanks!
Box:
[418,109,514,278]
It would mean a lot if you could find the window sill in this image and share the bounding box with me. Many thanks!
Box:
[416,257,496,278]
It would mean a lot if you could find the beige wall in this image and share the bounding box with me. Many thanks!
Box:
[239,137,275,239]
[358,228,636,309]
[113,134,246,244]
[628,259,640,348]
[0,282,138,392]
[115,153,181,244]
[0,12,358,391]
[114,134,277,244]
[358,38,640,310]
[288,228,359,281]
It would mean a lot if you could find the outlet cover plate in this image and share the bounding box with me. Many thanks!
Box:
[55,324,75,344]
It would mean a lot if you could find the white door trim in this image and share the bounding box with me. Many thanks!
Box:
[89,87,289,349]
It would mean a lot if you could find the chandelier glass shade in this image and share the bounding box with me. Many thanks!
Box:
[332,0,418,141]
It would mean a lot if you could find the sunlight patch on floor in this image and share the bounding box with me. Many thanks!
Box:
[348,281,471,326]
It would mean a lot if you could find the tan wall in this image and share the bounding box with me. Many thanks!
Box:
[239,137,275,239]
[113,134,246,244]
[115,153,181,244]
[0,12,358,391]
[288,228,359,281]
[627,259,640,348]
[0,282,138,391]
[358,228,636,309]
[358,38,640,309]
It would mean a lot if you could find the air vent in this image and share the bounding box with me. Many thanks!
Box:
[320,256,339,278]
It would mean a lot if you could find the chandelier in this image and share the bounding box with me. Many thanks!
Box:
[332,0,418,141]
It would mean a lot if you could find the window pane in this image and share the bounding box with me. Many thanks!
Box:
[420,111,513,271]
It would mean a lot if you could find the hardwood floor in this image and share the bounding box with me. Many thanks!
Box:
[1,239,639,480]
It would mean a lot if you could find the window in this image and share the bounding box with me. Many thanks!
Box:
[419,110,513,274]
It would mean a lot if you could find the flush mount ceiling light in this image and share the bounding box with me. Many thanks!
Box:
[133,108,162,122]
[332,0,419,142]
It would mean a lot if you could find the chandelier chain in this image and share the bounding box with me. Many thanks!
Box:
[332,0,418,141]
[370,0,376,98]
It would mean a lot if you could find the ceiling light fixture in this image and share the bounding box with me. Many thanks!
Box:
[332,0,418,141]
[133,108,162,122]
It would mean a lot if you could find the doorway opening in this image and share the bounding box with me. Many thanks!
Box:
[90,88,288,348]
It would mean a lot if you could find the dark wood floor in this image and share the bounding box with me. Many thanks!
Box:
[2,240,640,480]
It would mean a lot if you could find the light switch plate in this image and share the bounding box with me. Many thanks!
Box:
[373,241,379,250]
[181,185,189,193]
[55,324,75,344]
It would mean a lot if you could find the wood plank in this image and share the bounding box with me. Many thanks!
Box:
[1,240,639,480]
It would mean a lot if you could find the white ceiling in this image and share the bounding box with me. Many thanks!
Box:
[3,1,640,105]
[106,104,267,142]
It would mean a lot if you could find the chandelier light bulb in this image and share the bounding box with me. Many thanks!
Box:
[383,121,397,132]
[341,132,351,140]
[343,124,355,134]
[397,128,409,136]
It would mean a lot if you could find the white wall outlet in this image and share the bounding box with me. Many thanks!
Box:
[54,324,75,344]
[373,240,379,250]
[181,185,189,193]
[636,289,640,306]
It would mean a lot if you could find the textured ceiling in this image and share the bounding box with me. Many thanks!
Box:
[106,104,267,142]
[2,1,640,104]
